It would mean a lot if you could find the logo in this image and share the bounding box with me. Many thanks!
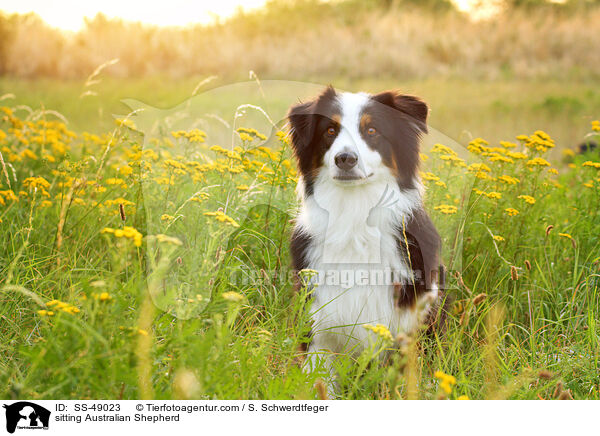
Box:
[2,402,50,434]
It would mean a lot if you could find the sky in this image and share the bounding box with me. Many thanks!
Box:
[0,0,271,31]
[0,0,479,31]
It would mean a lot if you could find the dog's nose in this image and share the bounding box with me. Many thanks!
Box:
[334,151,358,170]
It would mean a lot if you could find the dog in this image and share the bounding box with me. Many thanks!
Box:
[577,140,597,155]
[287,87,444,389]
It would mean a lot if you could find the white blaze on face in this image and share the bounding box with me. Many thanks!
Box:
[323,92,384,183]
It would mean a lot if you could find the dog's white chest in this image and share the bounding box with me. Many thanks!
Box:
[297,178,421,353]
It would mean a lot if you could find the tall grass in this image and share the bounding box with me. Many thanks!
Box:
[0,93,599,399]
[1,1,600,80]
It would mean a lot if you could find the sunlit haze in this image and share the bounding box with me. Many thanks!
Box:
[0,0,270,31]
[0,0,481,31]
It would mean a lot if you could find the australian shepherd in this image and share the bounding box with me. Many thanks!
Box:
[287,87,444,387]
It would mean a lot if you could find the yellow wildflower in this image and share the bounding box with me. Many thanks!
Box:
[505,151,527,160]
[119,165,133,176]
[46,299,79,315]
[421,172,440,182]
[431,143,457,156]
[115,118,136,129]
[493,235,505,242]
[102,226,143,246]
[21,149,38,160]
[23,176,51,191]
[582,161,600,169]
[434,205,458,215]
[239,132,254,142]
[222,291,244,302]
[526,157,551,167]
[440,154,467,167]
[204,210,239,227]
[505,208,519,216]
[467,163,491,173]
[237,127,267,141]
[518,195,536,205]
[591,120,599,132]
[488,153,514,164]
[498,175,520,185]
[363,323,393,341]
[434,370,457,394]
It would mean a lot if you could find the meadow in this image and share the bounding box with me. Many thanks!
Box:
[1,75,599,400]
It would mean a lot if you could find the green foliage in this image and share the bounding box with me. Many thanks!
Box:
[0,90,599,400]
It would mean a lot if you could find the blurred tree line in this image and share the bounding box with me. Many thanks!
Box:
[0,0,598,79]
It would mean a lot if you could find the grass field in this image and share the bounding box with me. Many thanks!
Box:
[2,76,598,151]
[1,77,599,400]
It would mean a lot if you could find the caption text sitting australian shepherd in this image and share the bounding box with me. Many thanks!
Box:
[287,87,446,389]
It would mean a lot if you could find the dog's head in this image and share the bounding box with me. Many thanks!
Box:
[287,86,428,195]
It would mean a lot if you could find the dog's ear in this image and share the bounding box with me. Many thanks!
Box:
[373,91,428,134]
[287,86,337,152]
[287,100,316,153]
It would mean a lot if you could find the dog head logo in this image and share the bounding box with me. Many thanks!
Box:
[2,402,50,433]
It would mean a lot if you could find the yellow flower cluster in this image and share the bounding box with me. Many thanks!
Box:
[210,145,242,160]
[500,141,516,149]
[468,163,491,173]
[434,204,458,215]
[421,171,441,182]
[582,161,600,169]
[204,210,239,227]
[237,127,267,141]
[0,189,18,205]
[505,208,519,216]
[431,143,457,156]
[526,157,551,167]
[190,192,210,203]
[498,175,520,185]
[473,189,502,200]
[46,299,80,315]
[517,130,555,152]
[363,323,393,341]
[434,370,457,394]
[101,226,143,246]
[517,195,536,205]
[23,176,51,197]
[590,120,599,132]
[91,292,113,301]
[171,128,207,142]
[222,291,244,302]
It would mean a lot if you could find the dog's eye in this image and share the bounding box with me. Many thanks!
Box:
[326,126,336,136]
[367,127,377,136]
